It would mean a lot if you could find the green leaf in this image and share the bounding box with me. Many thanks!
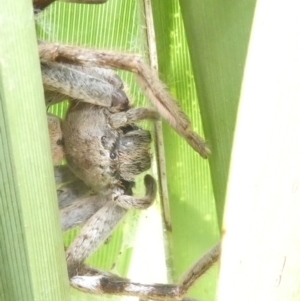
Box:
[179,0,256,226]
[151,1,220,300]
[216,1,300,299]
[0,1,69,301]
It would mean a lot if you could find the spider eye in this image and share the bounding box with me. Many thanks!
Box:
[110,152,117,160]
[101,136,107,146]
[56,139,64,146]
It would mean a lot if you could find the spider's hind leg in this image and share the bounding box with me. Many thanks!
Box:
[70,243,220,301]
[178,243,221,297]
[65,175,157,278]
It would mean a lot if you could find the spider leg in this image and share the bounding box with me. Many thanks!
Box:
[58,178,91,209]
[60,194,107,231]
[53,165,96,223]
[33,0,56,11]
[42,63,129,110]
[109,107,159,128]
[33,0,108,13]
[69,244,220,301]
[39,43,210,158]
[62,0,108,3]
[65,175,156,277]
[66,200,127,277]
[178,243,221,296]
[48,114,64,165]
[54,165,77,184]
[114,175,157,210]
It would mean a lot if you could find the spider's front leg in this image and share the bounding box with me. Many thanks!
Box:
[42,62,129,111]
[39,43,210,158]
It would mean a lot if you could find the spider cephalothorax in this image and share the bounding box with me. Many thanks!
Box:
[62,101,153,192]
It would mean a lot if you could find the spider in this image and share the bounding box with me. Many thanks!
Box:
[35,0,221,300]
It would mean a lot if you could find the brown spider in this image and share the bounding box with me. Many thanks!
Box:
[35,0,220,300]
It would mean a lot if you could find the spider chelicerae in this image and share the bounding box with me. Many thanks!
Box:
[35,0,221,300]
